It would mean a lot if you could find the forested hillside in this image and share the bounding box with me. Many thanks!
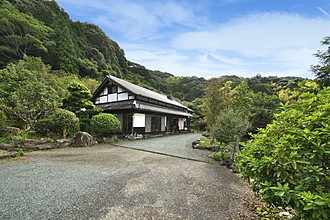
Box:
[0,0,209,101]
[0,0,308,103]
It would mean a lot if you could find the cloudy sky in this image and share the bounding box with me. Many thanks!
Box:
[56,0,330,79]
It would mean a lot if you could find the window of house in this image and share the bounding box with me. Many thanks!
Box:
[123,113,133,133]
[151,116,161,132]
[108,85,117,94]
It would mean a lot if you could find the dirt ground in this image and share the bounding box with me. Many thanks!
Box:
[0,139,258,220]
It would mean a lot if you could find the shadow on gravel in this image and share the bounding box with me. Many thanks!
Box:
[115,133,210,162]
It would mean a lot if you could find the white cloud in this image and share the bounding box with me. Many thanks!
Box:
[172,12,330,56]
[58,0,199,39]
[57,1,328,79]
[162,12,330,78]
[316,7,330,17]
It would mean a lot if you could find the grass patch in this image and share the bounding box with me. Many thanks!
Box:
[210,151,231,162]
[199,137,220,147]
[8,148,24,156]
[0,150,7,155]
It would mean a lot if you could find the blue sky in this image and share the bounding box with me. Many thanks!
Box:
[56,0,330,79]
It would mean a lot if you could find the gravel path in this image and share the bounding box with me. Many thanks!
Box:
[116,133,209,161]
[0,139,257,220]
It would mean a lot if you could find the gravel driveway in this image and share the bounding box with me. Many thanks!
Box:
[0,136,256,220]
[116,133,209,161]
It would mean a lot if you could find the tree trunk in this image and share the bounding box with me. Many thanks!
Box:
[231,139,240,163]
[63,127,68,139]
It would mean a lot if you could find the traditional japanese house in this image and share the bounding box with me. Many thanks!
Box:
[92,75,193,135]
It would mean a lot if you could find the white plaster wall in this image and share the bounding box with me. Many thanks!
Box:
[118,92,129,101]
[99,96,107,103]
[108,94,117,102]
[133,113,145,127]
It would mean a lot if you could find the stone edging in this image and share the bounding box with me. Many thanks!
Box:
[0,152,18,160]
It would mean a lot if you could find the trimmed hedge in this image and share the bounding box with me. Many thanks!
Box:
[90,113,121,136]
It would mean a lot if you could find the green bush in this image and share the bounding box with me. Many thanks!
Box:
[238,88,330,219]
[90,113,121,136]
[48,109,79,138]
[211,151,231,162]
[36,109,79,138]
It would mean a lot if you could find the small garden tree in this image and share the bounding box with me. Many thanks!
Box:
[238,88,330,219]
[47,108,79,138]
[90,113,121,136]
[0,82,60,130]
[62,81,101,131]
[214,109,250,162]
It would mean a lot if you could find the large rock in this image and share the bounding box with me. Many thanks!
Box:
[19,139,37,149]
[71,131,95,147]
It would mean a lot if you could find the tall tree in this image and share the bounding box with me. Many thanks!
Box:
[55,25,78,74]
[311,36,330,87]
[202,79,252,144]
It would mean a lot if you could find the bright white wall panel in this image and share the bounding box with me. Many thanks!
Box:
[108,94,117,102]
[161,116,166,131]
[99,96,107,103]
[118,92,128,101]
[133,113,145,127]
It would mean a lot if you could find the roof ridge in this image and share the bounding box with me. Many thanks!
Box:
[107,75,187,109]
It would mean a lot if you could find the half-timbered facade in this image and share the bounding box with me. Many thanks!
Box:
[92,75,193,134]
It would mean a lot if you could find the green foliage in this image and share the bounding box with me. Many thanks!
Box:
[203,80,252,130]
[90,113,121,136]
[62,81,102,131]
[8,148,24,156]
[55,25,78,74]
[214,109,250,144]
[1,82,60,130]
[238,88,330,219]
[46,108,79,138]
[249,92,279,132]
[0,110,8,131]
[0,0,53,67]
[165,76,208,101]
[311,36,330,87]
[211,151,231,162]
[0,55,72,99]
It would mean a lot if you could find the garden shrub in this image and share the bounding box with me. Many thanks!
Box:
[211,151,231,162]
[90,113,121,136]
[237,88,330,219]
[49,109,79,138]
[36,109,79,138]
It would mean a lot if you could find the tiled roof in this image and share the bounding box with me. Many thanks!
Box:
[105,75,188,109]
